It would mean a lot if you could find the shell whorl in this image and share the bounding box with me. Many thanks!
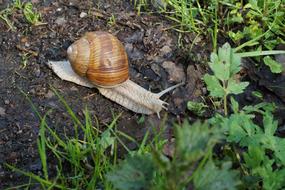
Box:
[67,31,129,87]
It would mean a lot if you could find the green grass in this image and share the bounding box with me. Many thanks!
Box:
[0,0,43,30]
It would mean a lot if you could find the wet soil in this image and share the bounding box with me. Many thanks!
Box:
[1,0,284,188]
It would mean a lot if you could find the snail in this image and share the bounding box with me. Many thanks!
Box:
[47,31,183,118]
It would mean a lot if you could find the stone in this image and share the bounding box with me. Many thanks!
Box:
[79,12,88,18]
[0,107,6,116]
[55,17,66,26]
[162,61,185,83]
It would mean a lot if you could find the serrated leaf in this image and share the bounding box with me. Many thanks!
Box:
[175,121,212,162]
[208,44,232,80]
[204,74,225,97]
[230,51,242,76]
[194,160,240,190]
[274,139,285,165]
[219,43,232,67]
[106,154,155,190]
[218,43,242,76]
[209,58,230,81]
[230,97,239,113]
[210,52,219,65]
[227,79,249,95]
[263,112,278,136]
[224,113,260,146]
[263,56,283,73]
[243,146,265,169]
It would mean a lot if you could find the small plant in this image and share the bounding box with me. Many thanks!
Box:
[225,0,285,50]
[23,2,42,26]
[107,120,241,190]
[0,0,44,29]
[133,0,148,15]
[223,0,285,73]
[203,43,249,115]
[107,14,116,26]
[13,0,23,9]
[187,100,208,116]
[0,8,16,31]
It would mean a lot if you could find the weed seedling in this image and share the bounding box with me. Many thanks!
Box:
[23,2,43,26]
[204,43,249,115]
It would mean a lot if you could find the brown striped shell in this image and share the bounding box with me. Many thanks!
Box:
[67,31,129,88]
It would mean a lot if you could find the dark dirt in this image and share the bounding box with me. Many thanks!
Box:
[1,0,285,188]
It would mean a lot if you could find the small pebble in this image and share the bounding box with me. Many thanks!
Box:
[150,64,161,77]
[55,17,67,26]
[34,68,41,78]
[79,12,88,18]
[45,90,54,98]
[160,45,172,58]
[70,86,78,91]
[162,61,186,83]
[0,107,6,116]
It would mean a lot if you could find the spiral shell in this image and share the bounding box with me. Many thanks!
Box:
[67,31,129,87]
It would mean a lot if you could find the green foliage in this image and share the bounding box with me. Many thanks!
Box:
[209,100,285,189]
[106,154,155,190]
[133,0,148,15]
[107,120,235,190]
[204,43,249,115]
[263,55,284,73]
[223,0,285,73]
[193,160,240,190]
[243,146,285,190]
[0,0,43,29]
[187,100,207,116]
[225,0,285,50]
[23,2,42,25]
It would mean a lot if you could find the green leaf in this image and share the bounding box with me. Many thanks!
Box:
[218,43,232,69]
[263,169,285,190]
[187,101,207,116]
[230,97,239,113]
[223,112,260,146]
[263,112,278,136]
[263,56,283,73]
[203,74,225,98]
[230,57,242,77]
[194,160,240,190]
[209,56,230,81]
[227,79,249,95]
[175,121,213,162]
[106,154,155,190]
[274,139,285,165]
[99,129,116,153]
[209,44,232,80]
[243,146,265,169]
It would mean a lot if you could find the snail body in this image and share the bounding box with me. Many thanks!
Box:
[48,31,182,117]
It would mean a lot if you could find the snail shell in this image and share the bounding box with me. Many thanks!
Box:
[67,31,129,87]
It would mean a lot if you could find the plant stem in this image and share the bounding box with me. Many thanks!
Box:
[213,0,219,53]
[224,94,228,116]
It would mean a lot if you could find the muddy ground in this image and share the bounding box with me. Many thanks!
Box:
[0,0,284,188]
